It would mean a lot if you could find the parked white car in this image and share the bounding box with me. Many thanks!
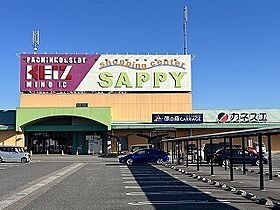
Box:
[0,146,30,163]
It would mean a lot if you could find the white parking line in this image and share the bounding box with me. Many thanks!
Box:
[0,163,21,165]
[0,163,84,210]
[122,176,177,180]
[30,160,41,163]
[121,174,169,176]
[126,191,211,195]
[128,200,230,205]
[0,163,21,170]
[125,185,197,189]
[121,173,165,175]
[0,164,21,167]
[124,180,188,184]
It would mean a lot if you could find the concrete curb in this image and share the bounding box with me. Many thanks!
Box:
[244,192,257,200]
[214,181,222,187]
[192,174,198,179]
[188,173,194,177]
[161,163,277,207]
[236,190,247,196]
[210,181,216,185]
[258,198,271,205]
[230,187,236,192]
[202,178,208,182]
[185,171,192,175]
[264,199,274,208]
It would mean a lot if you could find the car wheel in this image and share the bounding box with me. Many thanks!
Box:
[21,157,28,163]
[156,158,163,165]
[126,159,133,165]
[222,159,230,167]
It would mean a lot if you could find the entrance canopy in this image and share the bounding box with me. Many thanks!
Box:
[16,107,111,131]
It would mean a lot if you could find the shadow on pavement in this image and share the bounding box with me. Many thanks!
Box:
[105,163,122,166]
[127,164,240,210]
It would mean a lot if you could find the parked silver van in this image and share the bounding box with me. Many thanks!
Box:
[0,146,30,163]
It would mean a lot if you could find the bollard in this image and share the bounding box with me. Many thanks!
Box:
[61,150,64,156]
[30,150,33,160]
[76,150,79,156]
[46,150,49,156]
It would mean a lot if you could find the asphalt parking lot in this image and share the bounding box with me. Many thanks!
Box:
[167,153,280,208]
[122,164,266,210]
[0,155,274,210]
[243,153,280,175]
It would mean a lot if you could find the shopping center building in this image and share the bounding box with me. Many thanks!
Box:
[0,53,280,154]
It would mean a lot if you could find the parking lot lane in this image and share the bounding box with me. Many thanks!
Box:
[0,163,84,210]
[125,164,266,210]
[0,156,269,210]
[0,162,72,199]
[20,161,128,210]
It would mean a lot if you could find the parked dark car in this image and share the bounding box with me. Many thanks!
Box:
[119,148,169,165]
[202,143,227,163]
[213,147,268,166]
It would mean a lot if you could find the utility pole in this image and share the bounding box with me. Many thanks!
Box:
[32,30,40,54]
[183,6,188,55]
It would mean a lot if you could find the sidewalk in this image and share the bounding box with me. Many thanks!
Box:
[163,162,280,208]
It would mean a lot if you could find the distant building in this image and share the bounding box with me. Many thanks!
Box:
[1,53,279,154]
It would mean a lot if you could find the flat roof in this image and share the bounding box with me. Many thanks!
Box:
[161,126,280,142]
[111,122,280,130]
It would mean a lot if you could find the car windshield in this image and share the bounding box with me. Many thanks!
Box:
[135,149,146,154]
[131,146,145,153]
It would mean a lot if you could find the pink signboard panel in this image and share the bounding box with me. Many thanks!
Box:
[20,54,100,92]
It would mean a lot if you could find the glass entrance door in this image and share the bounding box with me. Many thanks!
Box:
[28,132,73,154]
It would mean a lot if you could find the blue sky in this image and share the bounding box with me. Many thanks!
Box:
[0,0,279,109]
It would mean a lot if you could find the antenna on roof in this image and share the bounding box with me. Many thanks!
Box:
[32,30,40,54]
[183,6,188,55]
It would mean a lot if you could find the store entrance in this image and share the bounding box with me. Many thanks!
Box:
[28,132,73,154]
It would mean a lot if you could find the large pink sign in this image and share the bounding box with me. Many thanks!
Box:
[20,54,192,93]
[20,54,100,92]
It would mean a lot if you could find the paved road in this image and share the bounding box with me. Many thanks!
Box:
[0,156,269,210]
